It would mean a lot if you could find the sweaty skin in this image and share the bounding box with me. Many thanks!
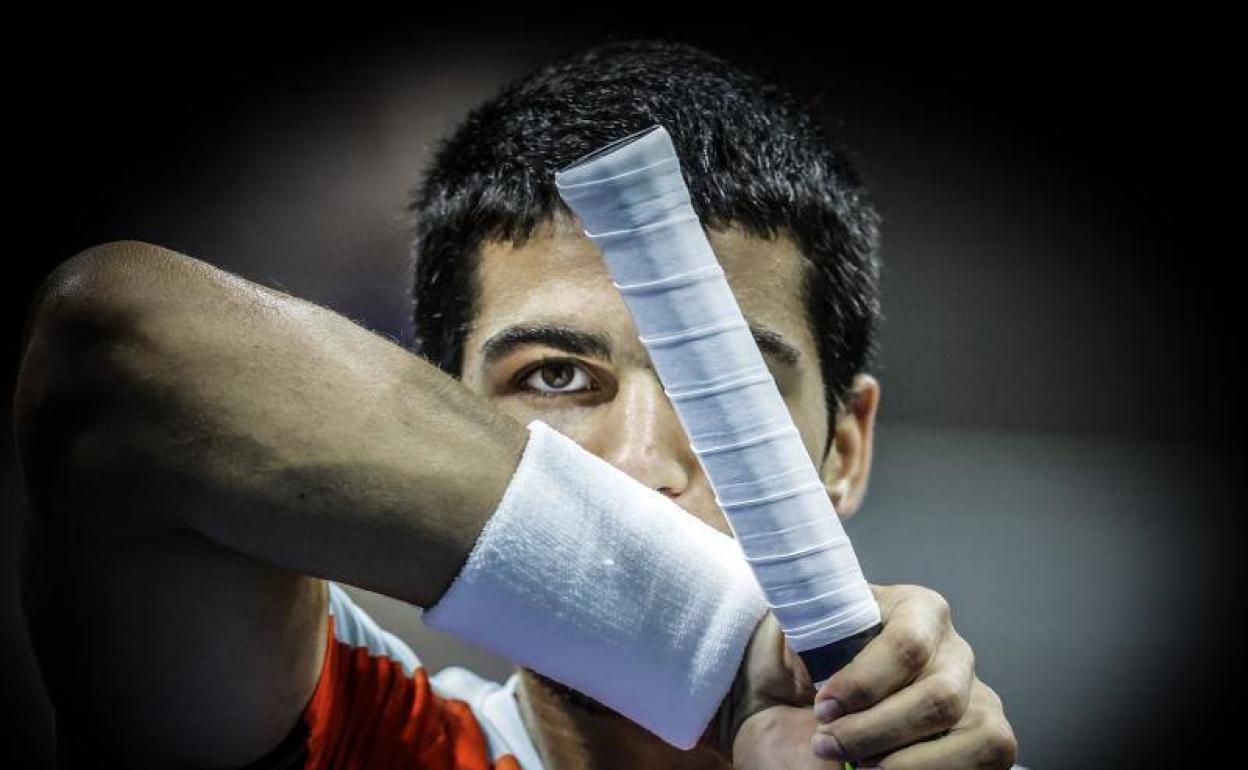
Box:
[15,242,530,765]
[14,232,1015,769]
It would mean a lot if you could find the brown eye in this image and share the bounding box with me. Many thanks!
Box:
[541,362,573,388]
[521,360,594,395]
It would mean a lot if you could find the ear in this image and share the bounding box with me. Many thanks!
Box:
[818,373,880,519]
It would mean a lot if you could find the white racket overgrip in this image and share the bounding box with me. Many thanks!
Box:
[556,125,882,685]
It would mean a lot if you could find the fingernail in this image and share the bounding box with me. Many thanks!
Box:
[814,697,844,723]
[810,732,843,760]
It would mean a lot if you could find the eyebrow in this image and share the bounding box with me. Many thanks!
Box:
[750,324,802,366]
[481,324,613,364]
[480,322,801,367]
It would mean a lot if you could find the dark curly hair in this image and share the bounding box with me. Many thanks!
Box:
[408,38,883,458]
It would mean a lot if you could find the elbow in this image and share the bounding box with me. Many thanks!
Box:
[21,240,178,350]
[18,239,175,396]
[14,241,181,502]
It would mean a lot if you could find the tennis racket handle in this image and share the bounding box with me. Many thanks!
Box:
[799,621,883,689]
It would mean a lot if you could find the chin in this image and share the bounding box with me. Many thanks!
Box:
[523,667,622,718]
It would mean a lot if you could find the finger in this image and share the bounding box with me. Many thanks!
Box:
[814,585,951,719]
[734,706,847,770]
[862,680,1016,770]
[813,633,973,762]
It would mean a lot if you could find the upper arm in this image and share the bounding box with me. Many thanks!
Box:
[15,242,329,765]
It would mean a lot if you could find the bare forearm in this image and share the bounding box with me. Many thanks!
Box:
[15,240,528,607]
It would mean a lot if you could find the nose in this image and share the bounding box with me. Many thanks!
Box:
[589,370,698,499]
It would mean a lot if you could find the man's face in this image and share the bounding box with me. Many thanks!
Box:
[461,214,878,531]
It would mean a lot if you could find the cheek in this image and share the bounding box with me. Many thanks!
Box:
[502,403,600,440]
[776,387,826,468]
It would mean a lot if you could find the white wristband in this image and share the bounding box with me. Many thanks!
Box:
[421,418,769,749]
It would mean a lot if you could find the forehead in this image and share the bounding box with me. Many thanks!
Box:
[467,217,813,360]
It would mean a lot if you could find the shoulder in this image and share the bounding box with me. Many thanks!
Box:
[324,583,545,769]
[431,667,546,770]
[325,581,421,673]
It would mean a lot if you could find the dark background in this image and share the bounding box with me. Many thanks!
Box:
[6,13,1241,768]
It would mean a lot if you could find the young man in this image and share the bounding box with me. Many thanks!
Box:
[13,40,1017,769]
